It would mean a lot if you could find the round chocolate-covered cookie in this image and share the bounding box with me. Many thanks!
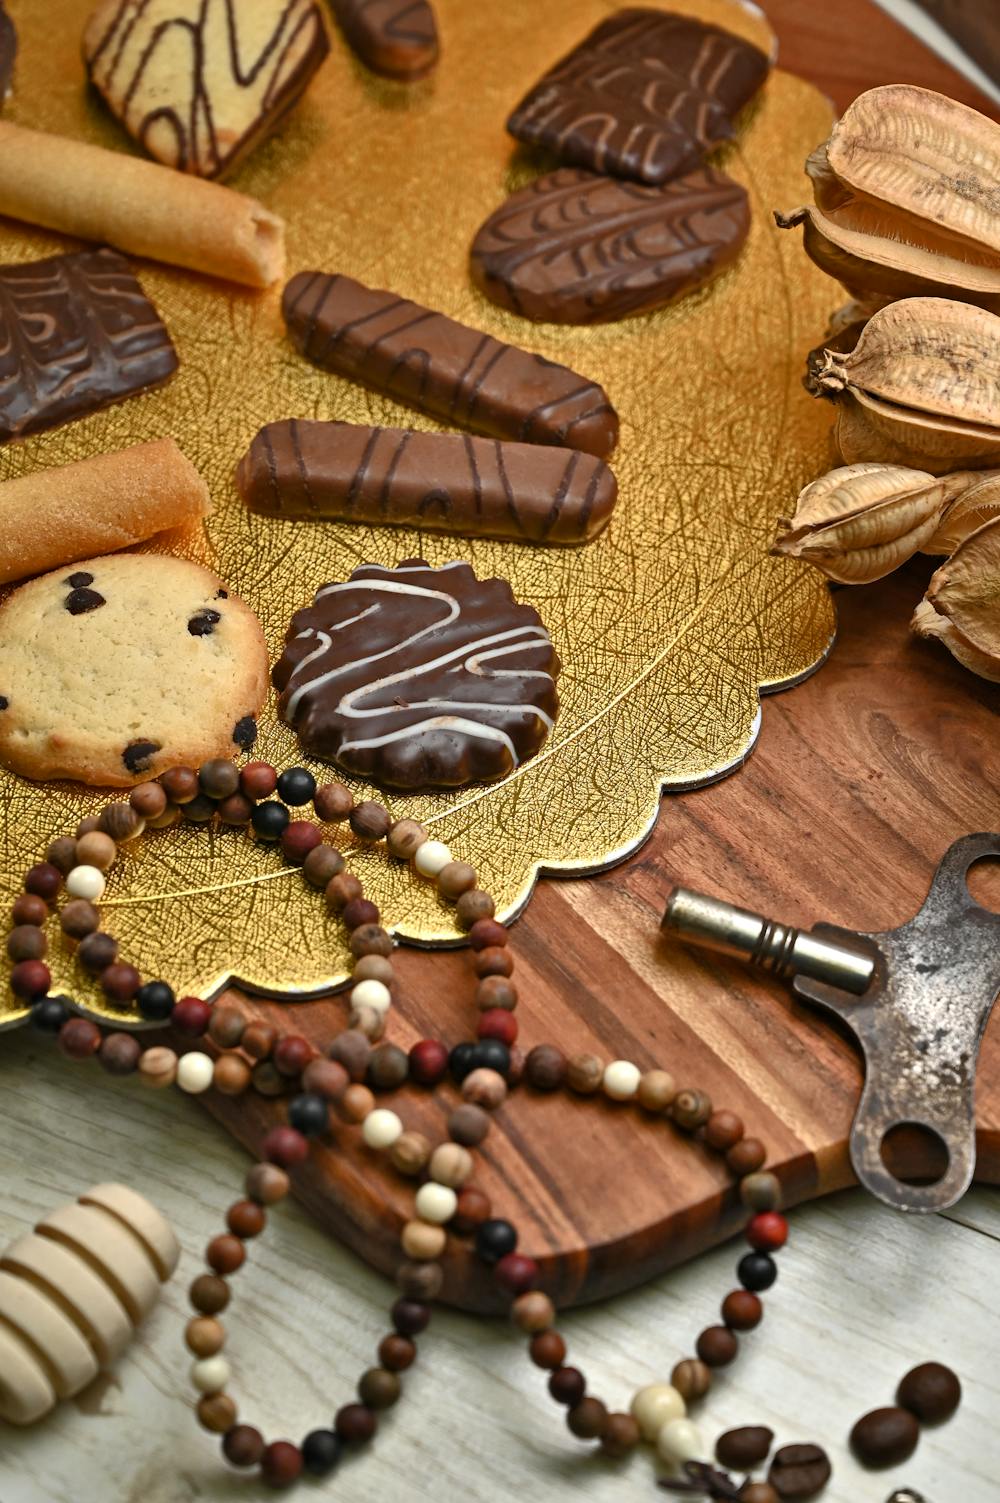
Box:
[273,560,560,790]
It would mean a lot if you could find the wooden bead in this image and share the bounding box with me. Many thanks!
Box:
[227,1201,266,1239]
[223,1425,265,1467]
[549,1367,586,1406]
[671,1358,712,1402]
[208,1007,246,1049]
[358,1367,401,1409]
[273,1034,314,1076]
[303,843,345,887]
[12,893,48,925]
[671,1088,713,1131]
[474,946,514,978]
[328,1030,371,1080]
[437,861,477,899]
[476,975,517,1011]
[414,1183,457,1225]
[45,837,78,874]
[245,1163,290,1205]
[343,897,380,931]
[513,1290,555,1332]
[59,899,99,940]
[722,1290,763,1331]
[161,766,200,803]
[469,918,508,950]
[456,889,495,928]
[352,954,394,985]
[198,759,239,800]
[7,925,46,962]
[379,1334,417,1371]
[242,1022,276,1060]
[530,1330,566,1369]
[637,1069,676,1112]
[335,1403,376,1444]
[740,1171,782,1212]
[74,815,101,837]
[525,1045,567,1091]
[314,782,354,822]
[206,1235,245,1275]
[401,1221,446,1260]
[603,1060,640,1100]
[448,1104,491,1145]
[351,1001,387,1039]
[386,819,426,858]
[452,1186,491,1235]
[190,1274,230,1315]
[727,1137,766,1176]
[696,1325,738,1367]
[25,862,62,899]
[251,1061,285,1096]
[413,840,451,877]
[97,802,144,842]
[429,1143,473,1188]
[704,1110,745,1151]
[260,1441,303,1486]
[395,1261,443,1300]
[461,1067,507,1109]
[100,963,141,1005]
[138,1046,178,1089]
[326,872,363,911]
[337,1083,375,1123]
[280,820,323,864]
[362,1108,403,1151]
[145,802,181,829]
[129,781,168,819]
[631,1384,685,1440]
[78,932,117,973]
[58,1018,102,1059]
[349,923,393,958]
[601,1412,641,1458]
[389,1131,431,1176]
[349,801,391,841]
[186,1317,225,1357]
[566,1053,604,1094]
[198,1392,237,1432]
[567,1396,608,1439]
[302,1058,349,1100]
[98,1032,141,1075]
[177,1052,214,1093]
[75,831,117,871]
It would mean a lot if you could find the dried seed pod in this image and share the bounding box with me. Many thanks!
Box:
[925,471,1000,554]
[912,516,1000,681]
[835,388,1000,475]
[773,463,970,583]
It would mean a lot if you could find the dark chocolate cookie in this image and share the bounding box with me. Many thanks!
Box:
[273,560,560,789]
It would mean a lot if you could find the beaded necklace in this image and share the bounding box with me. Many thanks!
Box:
[5,756,788,1499]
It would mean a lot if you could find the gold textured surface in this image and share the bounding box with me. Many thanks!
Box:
[0,0,838,1024]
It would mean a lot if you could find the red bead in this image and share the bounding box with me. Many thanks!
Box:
[58,1017,102,1059]
[342,898,380,930]
[722,1289,763,1331]
[468,919,508,951]
[10,959,51,1000]
[172,997,213,1036]
[279,821,323,864]
[262,1126,309,1167]
[12,894,48,926]
[24,862,62,900]
[260,1440,303,1487]
[746,1212,788,1252]
[477,1009,518,1046]
[222,1423,265,1467]
[240,762,277,800]
[549,1367,586,1406]
[206,1234,245,1274]
[408,1039,449,1086]
[451,1185,491,1235]
[100,963,141,1004]
[273,1035,313,1077]
[494,1253,540,1295]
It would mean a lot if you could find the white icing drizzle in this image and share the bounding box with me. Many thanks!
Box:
[339,716,520,763]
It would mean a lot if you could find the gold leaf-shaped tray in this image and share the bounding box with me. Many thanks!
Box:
[0,0,836,1023]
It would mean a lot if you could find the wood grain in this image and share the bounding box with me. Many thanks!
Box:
[911,0,1000,87]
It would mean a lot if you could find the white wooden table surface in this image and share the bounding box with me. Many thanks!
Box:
[3,7,999,1503]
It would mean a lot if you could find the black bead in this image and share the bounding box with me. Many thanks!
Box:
[30,996,71,1033]
[301,1428,342,1476]
[277,767,317,806]
[251,801,290,841]
[136,980,175,1022]
[288,1092,329,1137]
[475,1218,517,1263]
[471,1039,511,1078]
[738,1251,777,1292]
[449,1041,477,1083]
[391,1298,431,1336]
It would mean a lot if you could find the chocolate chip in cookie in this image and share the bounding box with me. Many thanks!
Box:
[123,739,162,775]
[188,609,221,636]
[66,587,106,615]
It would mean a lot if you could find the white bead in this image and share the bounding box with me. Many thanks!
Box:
[351,978,391,1014]
[603,1059,640,1100]
[413,840,452,878]
[65,864,106,902]
[176,1052,214,1094]
[362,1109,403,1150]
[190,1356,230,1394]
[630,1383,685,1441]
[656,1416,706,1466]
[414,1182,457,1225]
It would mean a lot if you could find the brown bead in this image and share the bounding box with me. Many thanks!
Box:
[696,1325,738,1368]
[98,1032,141,1075]
[260,1441,304,1486]
[506,1044,526,1088]
[338,1083,375,1123]
[335,1403,376,1445]
[476,975,517,1011]
[246,1163,290,1205]
[199,759,240,799]
[45,837,78,874]
[227,1200,266,1239]
[302,1057,349,1100]
[363,1042,407,1092]
[12,893,48,926]
[280,821,323,864]
[328,1029,371,1081]
[395,1260,443,1300]
[75,815,101,838]
[302,843,345,888]
[437,861,477,899]
[389,1131,431,1176]
[208,1007,246,1049]
[326,872,363,911]
[349,923,393,958]
[525,1045,567,1091]
[549,1367,586,1406]
[722,1289,763,1331]
[567,1053,605,1094]
[242,1022,276,1060]
[637,1069,676,1112]
[512,1291,555,1333]
[740,1171,782,1212]
[428,1143,473,1188]
[462,1067,507,1110]
[206,1235,245,1275]
[60,899,100,940]
[386,819,426,859]
[161,766,200,803]
[223,1424,265,1467]
[58,1018,102,1060]
[190,1274,230,1315]
[352,954,394,986]
[24,862,62,899]
[181,793,217,823]
[238,761,276,801]
[146,802,180,830]
[727,1137,767,1176]
[129,781,168,819]
[567,1396,608,1440]
[7,925,46,962]
[448,1103,491,1146]
[75,831,117,870]
[100,963,141,1005]
[78,932,118,973]
[314,782,354,822]
[251,1061,285,1097]
[474,946,514,978]
[672,1088,713,1131]
[217,792,254,826]
[274,1035,313,1076]
[704,1110,745,1151]
[456,889,495,929]
[358,1367,401,1409]
[197,1392,237,1433]
[378,1334,416,1371]
[530,1331,566,1369]
[349,800,391,841]
[601,1412,641,1458]
[671,1358,712,1402]
[185,1316,225,1357]
[138,1046,177,1088]
[97,801,143,842]
[469,918,508,950]
[214,1056,251,1095]
[452,1186,491,1235]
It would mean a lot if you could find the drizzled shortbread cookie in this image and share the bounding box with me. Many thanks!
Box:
[273,560,560,790]
[0,555,268,786]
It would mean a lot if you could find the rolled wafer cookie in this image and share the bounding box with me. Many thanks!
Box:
[237,419,618,545]
[0,122,285,287]
[0,438,210,585]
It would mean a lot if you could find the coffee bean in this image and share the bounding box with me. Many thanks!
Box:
[768,1442,832,1498]
[188,609,221,636]
[122,739,161,774]
[66,587,105,614]
[896,1362,961,1425]
[716,1425,774,1471]
[849,1408,919,1469]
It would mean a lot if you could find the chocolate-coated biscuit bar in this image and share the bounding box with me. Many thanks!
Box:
[237,419,618,545]
[507,8,770,185]
[328,0,438,80]
[282,270,618,459]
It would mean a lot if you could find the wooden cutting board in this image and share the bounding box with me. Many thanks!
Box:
[201,0,1000,1312]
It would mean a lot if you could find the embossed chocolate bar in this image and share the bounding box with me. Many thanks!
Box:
[329,0,438,80]
[283,270,618,458]
[507,7,770,185]
[0,247,178,442]
[236,419,618,545]
[471,167,750,324]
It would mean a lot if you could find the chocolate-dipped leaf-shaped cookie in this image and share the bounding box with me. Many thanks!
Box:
[329,0,438,81]
[273,561,560,790]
